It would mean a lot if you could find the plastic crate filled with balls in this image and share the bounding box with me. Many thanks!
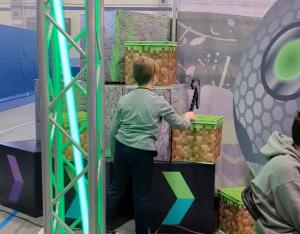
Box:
[172,115,224,163]
[125,41,177,86]
[218,187,255,234]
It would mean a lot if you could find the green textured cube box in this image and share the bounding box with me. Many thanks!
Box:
[218,187,255,234]
[172,115,224,163]
[125,41,177,86]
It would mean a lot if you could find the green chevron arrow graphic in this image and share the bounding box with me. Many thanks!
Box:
[162,172,195,225]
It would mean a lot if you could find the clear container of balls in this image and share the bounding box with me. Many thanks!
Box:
[125,41,177,86]
[218,187,255,234]
[172,115,224,163]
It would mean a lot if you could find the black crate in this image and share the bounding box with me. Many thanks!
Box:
[0,140,42,217]
[150,162,216,234]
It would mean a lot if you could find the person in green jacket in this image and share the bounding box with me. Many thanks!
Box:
[107,56,194,234]
[251,113,300,234]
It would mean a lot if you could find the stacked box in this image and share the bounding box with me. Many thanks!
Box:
[62,112,88,161]
[104,84,188,161]
[0,140,42,217]
[80,11,171,82]
[150,162,216,233]
[103,85,124,157]
[218,187,255,234]
[125,41,177,86]
[172,115,224,163]
[36,83,189,161]
[106,11,171,82]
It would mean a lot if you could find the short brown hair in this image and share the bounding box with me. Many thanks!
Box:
[132,56,159,85]
[292,112,300,146]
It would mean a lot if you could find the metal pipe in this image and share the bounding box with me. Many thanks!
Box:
[46,23,53,50]
[51,166,88,205]
[63,122,88,152]
[172,0,178,42]
[52,201,60,233]
[52,212,75,234]
[49,67,86,109]
[52,26,65,234]
[50,1,89,231]
[87,0,98,233]
[46,13,86,57]
[37,0,51,233]
[99,0,106,232]
[68,27,86,50]
[50,172,59,190]
[100,152,106,233]
[63,157,76,173]
[49,116,88,158]
[49,112,56,149]
[70,217,82,229]
[75,80,88,97]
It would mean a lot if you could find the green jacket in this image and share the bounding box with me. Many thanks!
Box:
[110,88,190,155]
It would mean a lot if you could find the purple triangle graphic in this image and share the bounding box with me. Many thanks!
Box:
[7,155,24,203]
[9,182,24,203]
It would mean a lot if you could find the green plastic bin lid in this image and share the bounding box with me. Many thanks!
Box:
[191,115,224,129]
[125,41,177,47]
[218,186,245,208]
[105,149,112,158]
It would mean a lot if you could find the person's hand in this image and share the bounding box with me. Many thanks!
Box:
[184,111,195,121]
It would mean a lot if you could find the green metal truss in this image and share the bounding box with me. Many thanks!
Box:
[37,0,105,233]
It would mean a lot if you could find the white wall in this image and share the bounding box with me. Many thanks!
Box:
[178,0,276,17]
[0,0,276,58]
[63,0,171,6]
[0,0,35,27]
[0,11,12,26]
[104,0,170,6]
[0,0,171,30]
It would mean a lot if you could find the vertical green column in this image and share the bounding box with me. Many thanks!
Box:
[53,28,65,234]
[39,0,105,232]
[95,0,105,231]
[38,0,52,232]
[46,7,56,232]
[86,0,105,232]
[51,0,89,233]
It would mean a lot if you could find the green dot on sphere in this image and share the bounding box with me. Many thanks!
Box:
[274,40,300,81]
